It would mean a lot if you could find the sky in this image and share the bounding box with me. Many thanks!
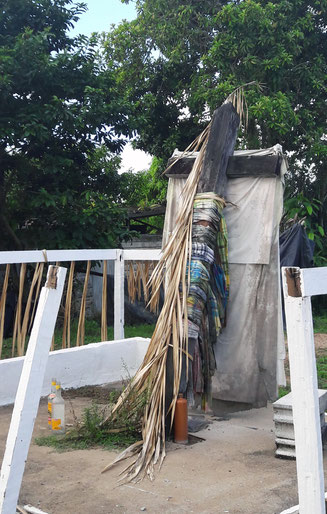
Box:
[71,1,153,173]
[70,0,136,37]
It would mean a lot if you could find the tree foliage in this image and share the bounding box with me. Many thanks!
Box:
[0,0,132,250]
[105,0,327,247]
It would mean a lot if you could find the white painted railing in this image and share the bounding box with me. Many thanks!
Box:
[282,266,327,514]
[0,248,161,356]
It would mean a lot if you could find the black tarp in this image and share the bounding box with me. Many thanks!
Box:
[280,223,314,269]
[279,223,314,327]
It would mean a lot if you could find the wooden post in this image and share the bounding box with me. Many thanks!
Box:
[166,103,240,431]
[114,249,125,340]
[0,266,66,514]
[282,266,325,514]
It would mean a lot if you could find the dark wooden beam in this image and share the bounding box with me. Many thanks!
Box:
[127,205,166,219]
[166,152,282,179]
[197,102,240,195]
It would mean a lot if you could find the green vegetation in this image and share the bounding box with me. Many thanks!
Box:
[279,313,327,398]
[35,402,140,452]
[279,354,327,399]
[2,1,326,253]
[314,315,327,335]
[278,386,291,399]
[1,321,155,359]
[35,377,150,452]
[0,0,134,251]
[317,356,327,390]
[105,0,327,256]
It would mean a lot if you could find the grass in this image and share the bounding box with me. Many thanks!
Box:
[35,390,146,452]
[278,313,327,398]
[314,314,327,334]
[35,431,138,452]
[0,320,155,359]
[279,354,327,398]
[316,356,327,389]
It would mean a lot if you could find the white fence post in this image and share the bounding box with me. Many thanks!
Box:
[114,249,124,340]
[0,266,66,514]
[282,266,325,514]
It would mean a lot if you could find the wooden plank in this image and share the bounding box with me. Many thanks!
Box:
[0,266,67,514]
[227,153,281,177]
[0,249,117,265]
[127,205,166,219]
[114,249,125,340]
[123,249,161,261]
[282,267,325,514]
[0,249,161,266]
[165,153,281,179]
[196,102,240,195]
[166,153,281,178]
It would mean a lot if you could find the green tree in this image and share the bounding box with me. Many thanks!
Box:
[105,0,327,248]
[0,0,132,250]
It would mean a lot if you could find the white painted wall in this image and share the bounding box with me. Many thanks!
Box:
[0,337,150,407]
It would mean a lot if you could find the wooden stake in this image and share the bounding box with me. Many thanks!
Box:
[0,266,66,514]
[282,266,325,514]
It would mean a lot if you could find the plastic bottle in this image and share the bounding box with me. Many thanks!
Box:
[51,382,65,434]
[174,393,188,444]
[47,378,56,428]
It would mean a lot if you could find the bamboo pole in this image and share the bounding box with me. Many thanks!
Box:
[0,264,10,359]
[76,260,91,347]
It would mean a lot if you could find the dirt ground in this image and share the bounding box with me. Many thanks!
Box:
[1,334,327,514]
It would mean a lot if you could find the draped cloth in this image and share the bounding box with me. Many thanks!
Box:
[181,193,230,400]
[163,145,286,408]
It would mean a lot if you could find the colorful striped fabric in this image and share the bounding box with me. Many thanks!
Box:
[185,193,229,396]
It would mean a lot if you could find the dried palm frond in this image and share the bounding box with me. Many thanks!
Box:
[20,263,44,353]
[102,123,211,482]
[127,261,137,304]
[223,81,263,130]
[62,261,75,349]
[127,261,153,308]
[0,264,10,358]
[29,262,44,332]
[135,263,142,301]
[140,261,150,304]
[12,263,26,357]
[76,260,91,347]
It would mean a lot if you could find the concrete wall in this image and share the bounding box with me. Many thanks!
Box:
[0,337,150,407]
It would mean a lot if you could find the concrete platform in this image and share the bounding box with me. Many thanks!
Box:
[2,398,326,514]
[273,390,327,459]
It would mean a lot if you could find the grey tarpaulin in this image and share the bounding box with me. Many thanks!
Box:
[162,145,286,407]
